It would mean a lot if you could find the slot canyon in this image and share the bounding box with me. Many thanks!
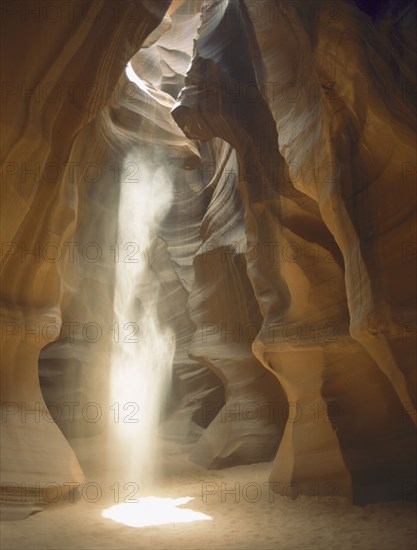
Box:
[1,0,416,548]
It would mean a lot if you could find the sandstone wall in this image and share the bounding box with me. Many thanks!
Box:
[1,0,415,509]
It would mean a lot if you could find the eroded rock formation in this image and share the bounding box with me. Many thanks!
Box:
[0,0,171,508]
[172,0,416,502]
[1,0,416,511]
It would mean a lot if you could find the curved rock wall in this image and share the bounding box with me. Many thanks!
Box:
[1,0,416,508]
[1,0,170,504]
[172,0,416,503]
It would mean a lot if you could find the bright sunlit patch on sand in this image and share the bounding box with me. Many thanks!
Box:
[102,497,212,528]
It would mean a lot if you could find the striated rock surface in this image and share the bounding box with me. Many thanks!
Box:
[172,0,416,503]
[1,0,416,511]
[0,0,170,507]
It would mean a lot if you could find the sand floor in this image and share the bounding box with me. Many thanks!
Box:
[1,441,416,550]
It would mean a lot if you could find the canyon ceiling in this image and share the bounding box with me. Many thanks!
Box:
[1,0,416,512]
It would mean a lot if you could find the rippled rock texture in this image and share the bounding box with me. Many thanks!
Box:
[1,0,416,510]
[0,0,171,510]
[173,0,416,503]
